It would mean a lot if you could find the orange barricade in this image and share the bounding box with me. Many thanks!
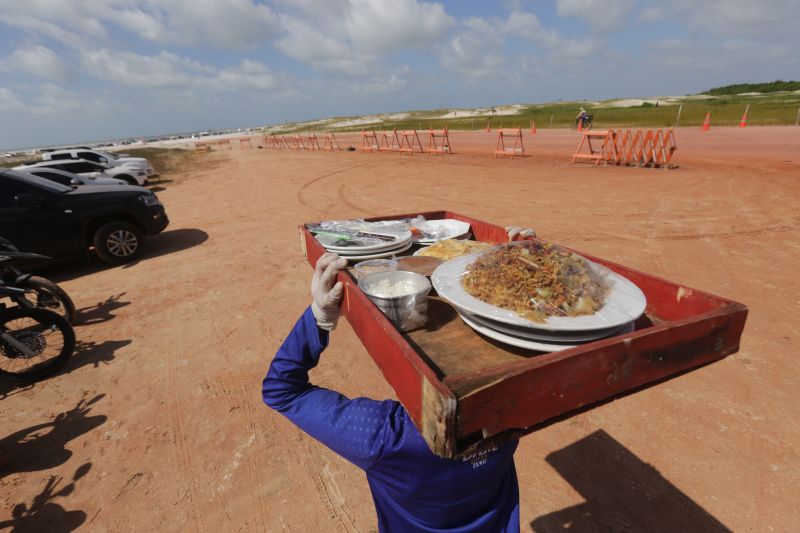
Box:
[379,130,401,153]
[571,130,612,165]
[306,133,321,151]
[239,137,253,149]
[265,135,281,149]
[194,142,208,151]
[361,131,380,153]
[572,129,678,168]
[428,127,452,155]
[323,133,341,151]
[399,130,424,155]
[290,135,305,150]
[494,128,525,159]
[210,138,232,150]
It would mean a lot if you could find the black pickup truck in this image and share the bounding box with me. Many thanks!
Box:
[0,169,168,264]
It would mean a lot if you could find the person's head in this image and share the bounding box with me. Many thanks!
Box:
[580,107,586,113]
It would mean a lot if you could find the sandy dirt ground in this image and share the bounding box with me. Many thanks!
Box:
[1,126,799,532]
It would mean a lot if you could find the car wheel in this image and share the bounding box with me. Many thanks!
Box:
[117,174,138,186]
[93,221,144,264]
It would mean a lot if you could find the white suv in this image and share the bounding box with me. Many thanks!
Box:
[14,159,149,186]
[43,149,156,179]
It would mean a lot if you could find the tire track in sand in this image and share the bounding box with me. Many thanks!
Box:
[296,164,370,214]
[167,329,204,532]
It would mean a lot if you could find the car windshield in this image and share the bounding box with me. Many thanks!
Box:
[5,170,72,193]
[99,151,120,160]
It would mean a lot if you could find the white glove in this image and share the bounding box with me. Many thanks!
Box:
[505,225,536,242]
[311,252,348,331]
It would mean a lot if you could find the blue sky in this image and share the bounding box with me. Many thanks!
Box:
[1,0,797,150]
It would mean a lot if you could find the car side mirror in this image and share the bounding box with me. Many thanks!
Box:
[14,193,44,207]
[71,179,81,185]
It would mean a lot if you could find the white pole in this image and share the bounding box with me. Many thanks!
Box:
[675,104,683,128]
[795,107,799,126]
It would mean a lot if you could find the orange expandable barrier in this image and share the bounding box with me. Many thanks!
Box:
[428,127,452,155]
[379,130,401,153]
[306,133,321,151]
[494,128,525,159]
[290,135,305,150]
[398,130,425,155]
[239,137,253,149]
[572,129,678,168]
[322,133,341,151]
[361,131,380,153]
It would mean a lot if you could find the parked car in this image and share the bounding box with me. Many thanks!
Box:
[22,167,127,187]
[0,169,168,264]
[13,159,148,186]
[42,149,156,178]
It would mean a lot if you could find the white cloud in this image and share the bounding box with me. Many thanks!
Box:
[556,0,637,33]
[0,87,24,112]
[1,46,74,82]
[440,17,506,80]
[639,6,664,22]
[662,0,799,39]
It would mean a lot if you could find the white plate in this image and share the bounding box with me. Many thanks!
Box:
[432,252,647,332]
[458,311,635,353]
[463,311,628,342]
[342,241,413,261]
[332,236,412,256]
[319,230,413,253]
[414,219,471,244]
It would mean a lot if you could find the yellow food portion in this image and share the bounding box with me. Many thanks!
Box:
[417,239,492,261]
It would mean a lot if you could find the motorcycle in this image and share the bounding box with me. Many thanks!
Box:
[0,289,75,382]
[0,242,76,324]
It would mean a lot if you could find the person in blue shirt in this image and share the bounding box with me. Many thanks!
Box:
[263,227,534,532]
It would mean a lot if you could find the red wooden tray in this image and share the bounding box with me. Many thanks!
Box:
[299,210,748,458]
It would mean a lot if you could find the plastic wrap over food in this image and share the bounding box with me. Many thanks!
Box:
[310,217,425,248]
[460,241,611,323]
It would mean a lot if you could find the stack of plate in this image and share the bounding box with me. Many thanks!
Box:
[316,230,413,261]
[431,253,647,352]
[414,219,471,246]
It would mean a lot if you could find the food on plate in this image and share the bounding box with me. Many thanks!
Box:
[416,239,492,261]
[461,241,610,323]
[396,256,443,277]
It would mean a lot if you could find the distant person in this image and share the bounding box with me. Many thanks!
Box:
[575,107,588,128]
[263,227,534,532]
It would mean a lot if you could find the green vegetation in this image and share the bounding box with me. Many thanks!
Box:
[275,91,800,134]
[704,80,800,96]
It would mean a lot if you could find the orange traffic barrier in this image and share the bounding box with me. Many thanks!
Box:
[361,131,380,153]
[379,129,401,153]
[239,137,253,149]
[398,130,425,155]
[530,121,536,135]
[428,127,452,155]
[494,128,525,159]
[306,133,321,151]
[701,112,711,131]
[571,130,611,165]
[572,129,677,168]
[278,136,290,149]
[264,135,281,149]
[290,135,305,150]
[322,133,341,151]
[219,138,232,149]
[194,142,208,151]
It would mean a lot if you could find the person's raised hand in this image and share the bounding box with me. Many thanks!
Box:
[311,252,348,331]
[505,225,536,242]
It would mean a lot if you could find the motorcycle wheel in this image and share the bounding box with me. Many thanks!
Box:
[18,276,77,324]
[0,307,75,382]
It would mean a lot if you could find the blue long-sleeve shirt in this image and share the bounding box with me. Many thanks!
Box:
[262,307,520,532]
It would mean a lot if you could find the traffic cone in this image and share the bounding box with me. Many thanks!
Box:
[530,121,536,135]
[577,120,583,132]
[701,112,711,131]
[738,105,749,128]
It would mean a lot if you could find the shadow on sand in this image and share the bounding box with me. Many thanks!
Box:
[0,463,92,532]
[44,228,209,282]
[530,430,731,532]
